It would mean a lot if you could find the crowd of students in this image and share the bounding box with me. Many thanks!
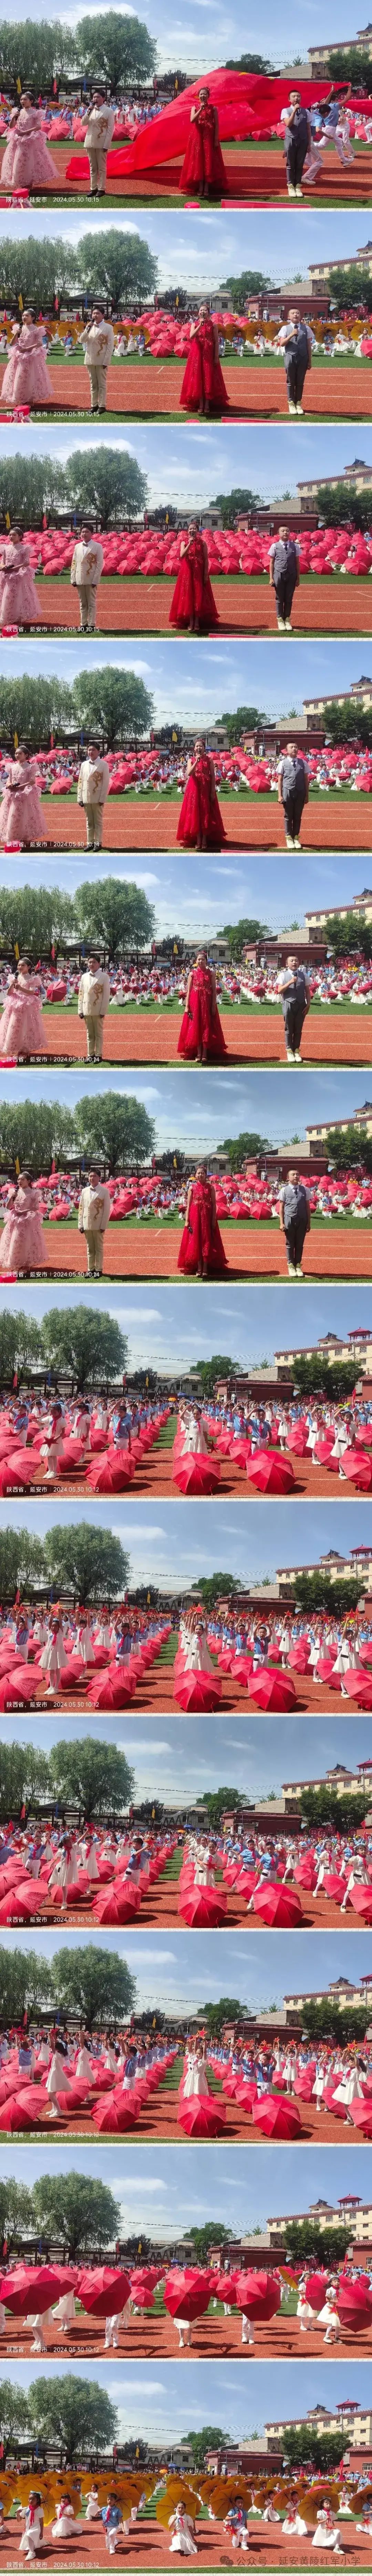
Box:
[0,1600,171,1703]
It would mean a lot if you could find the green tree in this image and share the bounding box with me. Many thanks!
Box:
[284,2218,351,2266]
[185,2429,230,2470]
[75,11,157,90]
[52,1941,136,2028]
[201,1788,245,1826]
[0,884,75,964]
[75,1088,155,1172]
[0,1305,42,1381]
[225,53,273,71]
[41,1302,128,1392]
[0,1525,44,1599]
[44,1520,130,1604]
[322,44,372,87]
[285,2429,346,2474]
[0,672,72,750]
[300,1784,368,1832]
[296,1571,360,1619]
[0,234,79,309]
[0,2379,31,2450]
[76,227,158,311]
[293,1352,359,1403]
[65,447,148,529]
[28,2374,117,2463]
[194,1356,239,1397]
[315,480,372,534]
[217,1130,265,1171]
[327,908,372,962]
[0,455,66,531]
[0,2178,34,2252]
[199,1998,245,2035]
[75,875,155,958]
[196,1573,241,1610]
[220,270,271,309]
[49,1736,135,1818]
[326,698,372,749]
[0,1944,52,2022]
[71,665,153,750]
[0,1739,51,1822]
[323,1121,372,1173]
[218,705,265,744]
[188,2225,231,2259]
[32,2171,121,2261]
[214,487,259,527]
[221,917,268,961]
[300,1997,368,2046]
[0,1099,75,1176]
[0,17,76,88]
[326,263,372,315]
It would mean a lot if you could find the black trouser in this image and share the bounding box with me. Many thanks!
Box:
[284,1216,307,1268]
[282,997,306,1054]
[285,130,308,186]
[285,348,308,407]
[282,787,306,843]
[274,569,297,624]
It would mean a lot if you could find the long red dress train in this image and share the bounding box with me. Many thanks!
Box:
[180,103,226,193]
[177,966,227,1060]
[176,753,226,849]
[169,535,218,631]
[177,1179,228,1275]
[180,316,228,414]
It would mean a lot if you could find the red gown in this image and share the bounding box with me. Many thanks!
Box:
[177,966,227,1060]
[180,315,228,415]
[169,534,218,631]
[177,1179,227,1275]
[180,102,226,194]
[176,754,226,849]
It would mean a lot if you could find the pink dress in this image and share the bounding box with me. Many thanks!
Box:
[0,762,46,846]
[1,107,59,190]
[1,323,51,407]
[0,1184,45,1273]
[0,977,45,1057]
[0,540,40,625]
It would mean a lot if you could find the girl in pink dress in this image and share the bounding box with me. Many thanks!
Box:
[0,529,41,627]
[169,523,218,632]
[0,748,46,848]
[177,953,226,1061]
[0,1174,45,1275]
[0,962,45,1058]
[1,98,59,191]
[1,313,51,408]
[180,89,226,195]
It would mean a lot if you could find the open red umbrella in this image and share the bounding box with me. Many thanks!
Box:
[92,2093,138,2133]
[77,2265,131,2316]
[349,2100,372,2136]
[246,1452,294,1495]
[340,1450,372,1490]
[173,1457,221,1496]
[234,2270,281,2321]
[92,1887,141,1925]
[177,2097,226,2137]
[174,1672,222,1712]
[247,1669,296,1712]
[348,1885,372,1921]
[164,2268,214,2322]
[342,1671,372,1707]
[252,1883,302,1927]
[304,2271,330,2312]
[0,2092,42,2130]
[178,1885,227,1927]
[252,2094,301,2140]
[335,2277,372,2332]
[4,2262,77,2312]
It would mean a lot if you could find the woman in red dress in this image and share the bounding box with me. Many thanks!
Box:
[176,739,226,850]
[169,522,218,633]
[180,87,226,196]
[180,304,228,416]
[177,1162,228,1276]
[177,952,227,1062]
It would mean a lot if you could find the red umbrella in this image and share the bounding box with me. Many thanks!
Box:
[342,1671,372,1707]
[92,2093,138,2133]
[164,2268,214,2321]
[252,2094,301,2139]
[4,2263,77,2312]
[288,1644,310,1671]
[335,2277,372,2331]
[349,2100,372,2136]
[246,1452,294,1495]
[177,2097,226,2137]
[252,1883,302,1928]
[234,2270,281,2321]
[77,2265,131,2316]
[0,2093,42,2130]
[247,1669,296,1712]
[87,1674,136,1710]
[86,1457,135,1494]
[174,1673,222,1712]
[173,1456,221,1496]
[304,2271,331,2312]
[92,1888,141,1925]
[339,1450,372,1490]
[178,1886,227,1927]
[348,1885,372,1921]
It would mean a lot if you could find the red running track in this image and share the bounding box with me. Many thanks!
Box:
[0,2523,371,2571]
[30,573,372,637]
[2,359,369,420]
[40,1006,372,1066]
[4,2305,372,2360]
[30,795,372,849]
[20,1218,372,1276]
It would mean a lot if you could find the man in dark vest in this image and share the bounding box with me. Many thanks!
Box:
[268,525,300,633]
[275,308,313,416]
[278,1168,311,1278]
[277,954,311,1062]
[283,91,312,196]
[277,743,309,850]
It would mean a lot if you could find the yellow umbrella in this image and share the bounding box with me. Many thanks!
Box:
[155,2480,200,2526]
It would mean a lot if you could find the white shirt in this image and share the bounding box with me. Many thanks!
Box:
[71,539,104,588]
[77,757,110,807]
[82,320,115,369]
[84,102,116,150]
[78,1183,111,1233]
[78,968,111,1017]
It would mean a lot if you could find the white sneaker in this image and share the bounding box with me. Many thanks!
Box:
[288,399,296,414]
[295,184,303,195]
[294,1050,303,1064]
[286,1048,295,1061]
[277,614,286,631]
[287,1262,297,1278]
[293,836,302,850]
[286,833,294,848]
[287,181,296,196]
[285,618,293,631]
[296,402,304,414]
[296,1264,304,1278]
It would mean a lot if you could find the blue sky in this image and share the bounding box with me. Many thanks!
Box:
[1,1274,371,1370]
[0,0,366,77]
[2,637,371,729]
[1,2135,371,2240]
[8,417,372,514]
[1,2354,372,2439]
[2,1491,372,1583]
[3,204,369,293]
[2,1697,372,1803]
[1,1063,370,1152]
[0,849,367,943]
[0,1920,371,2010]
